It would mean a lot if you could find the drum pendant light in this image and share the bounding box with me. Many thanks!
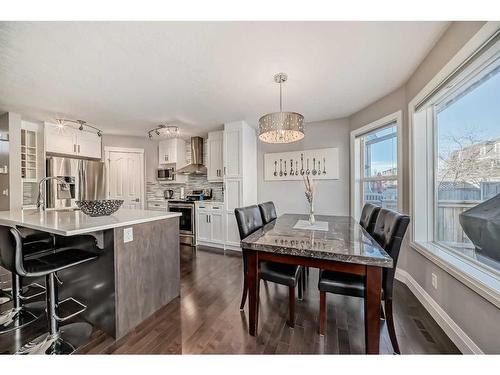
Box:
[258,73,304,144]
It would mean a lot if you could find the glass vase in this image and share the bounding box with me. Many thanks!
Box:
[309,200,315,225]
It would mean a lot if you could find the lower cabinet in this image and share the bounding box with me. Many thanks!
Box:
[196,202,225,247]
[197,211,211,242]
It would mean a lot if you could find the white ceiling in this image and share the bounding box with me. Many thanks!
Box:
[0,22,449,137]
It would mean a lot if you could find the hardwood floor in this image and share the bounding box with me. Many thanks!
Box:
[1,246,459,354]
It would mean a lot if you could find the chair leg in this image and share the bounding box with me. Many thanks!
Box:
[297,275,303,301]
[239,278,247,310]
[287,286,295,328]
[302,267,307,293]
[319,291,326,335]
[240,251,248,310]
[384,299,400,354]
[380,302,386,320]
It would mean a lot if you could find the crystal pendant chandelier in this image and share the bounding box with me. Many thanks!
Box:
[258,73,304,144]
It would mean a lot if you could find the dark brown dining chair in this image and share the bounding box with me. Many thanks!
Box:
[258,201,277,224]
[359,203,381,235]
[258,201,308,294]
[235,204,303,327]
[317,208,410,353]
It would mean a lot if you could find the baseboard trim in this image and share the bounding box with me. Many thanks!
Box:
[395,269,483,354]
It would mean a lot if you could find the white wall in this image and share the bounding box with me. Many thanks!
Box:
[257,118,350,216]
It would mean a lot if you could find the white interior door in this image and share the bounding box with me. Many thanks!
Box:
[106,149,144,209]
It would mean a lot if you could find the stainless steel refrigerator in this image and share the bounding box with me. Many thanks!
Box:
[46,156,106,209]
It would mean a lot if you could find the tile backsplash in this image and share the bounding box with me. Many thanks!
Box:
[147,139,224,201]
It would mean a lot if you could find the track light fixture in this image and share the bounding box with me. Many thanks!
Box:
[54,118,103,137]
[147,123,179,139]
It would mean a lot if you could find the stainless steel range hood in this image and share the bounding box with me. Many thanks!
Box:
[176,136,207,175]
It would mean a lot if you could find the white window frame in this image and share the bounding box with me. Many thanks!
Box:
[409,22,500,308]
[350,110,403,220]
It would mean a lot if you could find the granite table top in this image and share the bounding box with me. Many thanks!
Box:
[241,214,393,268]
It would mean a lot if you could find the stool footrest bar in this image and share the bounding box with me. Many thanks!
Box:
[55,297,87,322]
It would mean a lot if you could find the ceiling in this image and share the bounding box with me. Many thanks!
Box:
[0,22,449,138]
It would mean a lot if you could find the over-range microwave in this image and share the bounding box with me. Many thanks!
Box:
[157,167,175,181]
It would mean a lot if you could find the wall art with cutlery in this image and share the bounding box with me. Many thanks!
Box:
[263,148,339,181]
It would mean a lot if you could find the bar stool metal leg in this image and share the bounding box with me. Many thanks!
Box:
[0,275,38,334]
[16,273,86,355]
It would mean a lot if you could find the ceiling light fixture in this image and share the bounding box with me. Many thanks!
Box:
[54,118,103,137]
[258,73,304,144]
[148,124,179,140]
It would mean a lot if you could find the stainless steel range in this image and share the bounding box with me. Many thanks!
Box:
[167,189,212,246]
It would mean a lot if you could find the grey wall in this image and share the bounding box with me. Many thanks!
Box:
[348,21,500,353]
[257,118,350,216]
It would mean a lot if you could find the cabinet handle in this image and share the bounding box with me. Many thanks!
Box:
[78,144,80,153]
[208,215,211,223]
[73,144,76,153]
[224,167,226,175]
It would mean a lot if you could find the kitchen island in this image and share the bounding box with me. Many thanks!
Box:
[0,208,181,339]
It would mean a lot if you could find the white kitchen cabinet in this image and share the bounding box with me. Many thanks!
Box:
[224,179,241,212]
[197,211,211,242]
[210,209,224,244]
[158,138,186,166]
[147,200,168,211]
[207,131,223,182]
[225,212,241,247]
[196,202,225,247]
[77,130,102,158]
[45,122,77,155]
[45,122,101,159]
[223,126,242,178]
[223,121,257,251]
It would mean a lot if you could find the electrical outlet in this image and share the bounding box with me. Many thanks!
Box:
[431,273,438,290]
[123,227,133,243]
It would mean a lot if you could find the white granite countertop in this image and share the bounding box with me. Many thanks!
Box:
[0,208,181,236]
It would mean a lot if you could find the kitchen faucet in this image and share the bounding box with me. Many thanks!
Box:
[37,176,70,211]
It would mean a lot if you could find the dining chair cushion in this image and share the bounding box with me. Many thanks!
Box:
[318,270,366,298]
[234,205,264,240]
[359,203,381,235]
[260,261,301,287]
[258,201,277,225]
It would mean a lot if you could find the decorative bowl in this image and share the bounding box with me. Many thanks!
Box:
[75,200,124,217]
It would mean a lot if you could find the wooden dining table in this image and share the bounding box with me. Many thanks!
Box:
[241,213,393,354]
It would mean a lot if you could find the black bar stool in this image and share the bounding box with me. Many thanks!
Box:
[0,225,99,354]
[0,228,55,332]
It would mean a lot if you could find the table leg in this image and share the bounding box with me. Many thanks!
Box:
[246,250,259,336]
[364,266,382,354]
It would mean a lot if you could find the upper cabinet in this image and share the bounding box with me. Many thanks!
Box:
[207,131,223,182]
[223,126,242,178]
[45,122,101,159]
[158,138,186,166]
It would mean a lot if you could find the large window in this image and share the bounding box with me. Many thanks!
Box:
[435,65,500,272]
[351,112,401,221]
[412,35,500,278]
